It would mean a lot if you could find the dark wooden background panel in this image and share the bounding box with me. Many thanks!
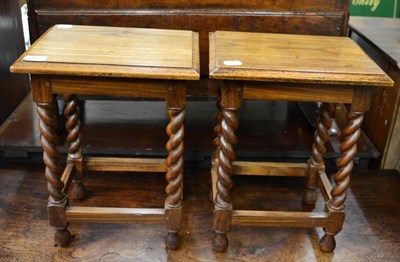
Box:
[0,0,30,125]
[33,13,346,37]
[27,0,349,75]
[28,0,346,11]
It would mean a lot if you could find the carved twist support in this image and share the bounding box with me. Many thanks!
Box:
[210,97,223,202]
[213,108,239,252]
[319,110,364,252]
[37,103,64,201]
[330,110,363,208]
[64,94,82,158]
[63,94,87,200]
[303,103,335,206]
[212,97,223,161]
[37,102,72,247]
[165,107,185,250]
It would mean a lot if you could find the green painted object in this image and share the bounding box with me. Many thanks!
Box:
[350,0,399,17]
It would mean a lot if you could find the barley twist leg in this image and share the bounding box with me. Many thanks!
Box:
[64,94,86,200]
[213,108,239,252]
[210,96,223,202]
[165,107,185,250]
[319,110,364,252]
[303,103,335,205]
[37,102,72,247]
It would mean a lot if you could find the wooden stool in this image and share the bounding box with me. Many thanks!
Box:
[209,31,393,252]
[11,25,199,249]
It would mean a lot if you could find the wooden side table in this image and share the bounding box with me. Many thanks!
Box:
[10,25,199,249]
[209,31,393,252]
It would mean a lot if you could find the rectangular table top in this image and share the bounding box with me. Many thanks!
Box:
[209,31,393,87]
[11,25,200,80]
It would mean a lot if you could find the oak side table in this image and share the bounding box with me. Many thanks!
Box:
[11,25,199,249]
[209,31,393,252]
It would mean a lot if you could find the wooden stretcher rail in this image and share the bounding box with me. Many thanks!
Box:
[61,163,74,193]
[65,206,165,223]
[232,161,308,177]
[232,210,329,227]
[84,157,167,172]
[319,172,333,201]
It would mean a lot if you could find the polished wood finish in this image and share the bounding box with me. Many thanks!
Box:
[164,79,186,249]
[350,17,400,171]
[63,94,87,200]
[318,172,333,201]
[232,161,307,177]
[51,77,169,99]
[11,25,199,80]
[0,0,29,125]
[304,103,335,205]
[1,164,399,261]
[65,207,165,223]
[3,0,353,160]
[210,31,393,253]
[36,94,73,247]
[3,0,352,160]
[231,210,329,228]
[60,163,74,193]
[27,0,346,10]
[10,25,199,250]
[243,82,355,103]
[212,161,308,204]
[210,31,393,86]
[27,0,350,75]
[84,157,167,173]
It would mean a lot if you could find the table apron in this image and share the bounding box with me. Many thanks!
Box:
[243,82,355,103]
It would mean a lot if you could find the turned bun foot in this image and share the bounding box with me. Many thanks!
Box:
[69,182,87,200]
[212,233,228,252]
[54,228,73,247]
[302,191,317,206]
[165,232,180,250]
[319,233,336,252]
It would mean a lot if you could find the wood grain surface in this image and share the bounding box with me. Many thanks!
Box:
[242,82,355,103]
[232,161,307,177]
[66,207,165,223]
[1,163,399,261]
[27,1,350,75]
[11,25,200,80]
[210,31,393,86]
[84,157,167,172]
[231,210,329,227]
[28,0,346,10]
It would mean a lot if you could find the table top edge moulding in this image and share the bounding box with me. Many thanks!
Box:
[209,31,394,87]
[10,25,200,80]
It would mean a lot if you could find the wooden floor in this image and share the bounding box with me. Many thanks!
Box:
[0,162,399,261]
